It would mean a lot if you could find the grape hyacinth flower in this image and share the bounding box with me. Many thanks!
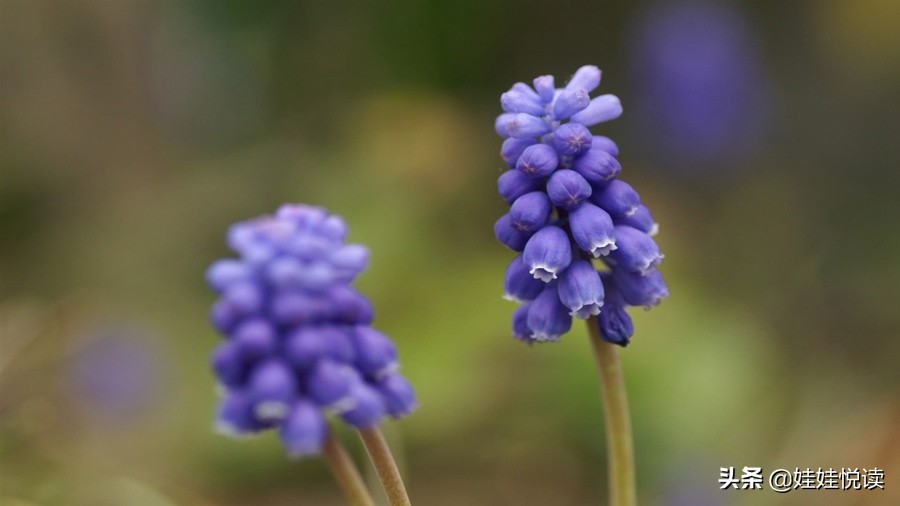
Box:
[494,65,670,506]
[207,204,414,506]
[495,65,668,346]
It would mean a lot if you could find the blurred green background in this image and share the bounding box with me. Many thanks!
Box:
[1,1,898,505]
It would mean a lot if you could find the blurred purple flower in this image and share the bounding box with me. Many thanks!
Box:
[207,204,417,458]
[627,0,770,171]
[68,327,167,424]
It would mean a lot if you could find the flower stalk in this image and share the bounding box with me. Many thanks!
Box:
[322,430,376,506]
[358,426,411,506]
[587,316,636,506]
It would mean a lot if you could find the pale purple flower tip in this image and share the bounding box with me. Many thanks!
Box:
[570,94,623,126]
[565,65,602,94]
[507,113,551,139]
[553,88,591,120]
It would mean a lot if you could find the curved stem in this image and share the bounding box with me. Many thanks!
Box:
[358,426,411,506]
[587,316,637,506]
[322,430,376,506]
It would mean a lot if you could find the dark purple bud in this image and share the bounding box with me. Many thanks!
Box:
[553,122,593,157]
[351,327,398,378]
[509,191,552,234]
[572,149,621,185]
[501,89,546,116]
[612,268,669,308]
[210,300,240,333]
[516,143,559,178]
[212,341,246,389]
[527,283,573,342]
[507,113,551,139]
[547,169,592,210]
[616,205,658,236]
[501,137,536,166]
[565,65,601,93]
[503,255,546,302]
[307,359,358,411]
[533,75,555,103]
[279,400,328,458]
[591,179,641,218]
[498,169,543,205]
[216,391,266,436]
[511,303,534,343]
[340,383,386,429]
[590,135,620,156]
[598,303,633,346]
[522,226,572,282]
[553,89,591,120]
[376,373,418,418]
[232,318,277,360]
[608,226,664,275]
[285,326,355,371]
[248,360,297,421]
[206,260,252,292]
[558,260,605,319]
[568,202,617,258]
[328,285,375,325]
[570,94,623,126]
[494,213,531,252]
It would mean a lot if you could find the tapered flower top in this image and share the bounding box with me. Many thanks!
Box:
[495,65,668,346]
[207,204,416,457]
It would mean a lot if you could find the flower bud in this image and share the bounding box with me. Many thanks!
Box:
[553,122,592,157]
[608,225,664,275]
[498,169,543,205]
[533,75,555,103]
[507,113,551,138]
[376,373,418,418]
[516,143,559,178]
[591,179,640,218]
[598,303,634,346]
[509,191,552,233]
[307,359,358,411]
[612,268,669,308]
[616,204,658,236]
[503,255,546,302]
[565,65,601,93]
[568,202,617,258]
[248,360,297,421]
[553,89,591,120]
[494,213,531,252]
[570,94,623,126]
[558,260,605,318]
[340,383,387,429]
[523,226,573,282]
[501,137,536,166]
[527,284,573,342]
[572,148,621,185]
[547,169,592,209]
[279,400,328,458]
[501,88,546,116]
[232,318,277,360]
[351,327,398,378]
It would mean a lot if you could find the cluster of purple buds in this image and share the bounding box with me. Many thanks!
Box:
[207,204,416,457]
[494,65,668,346]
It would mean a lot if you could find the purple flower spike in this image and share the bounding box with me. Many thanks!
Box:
[523,226,573,282]
[527,284,573,342]
[493,66,667,346]
[608,225,664,275]
[503,255,546,302]
[516,143,559,178]
[547,170,592,210]
[510,191,552,233]
[553,122,593,157]
[207,205,415,456]
[558,260,605,319]
[568,202,617,258]
[280,400,328,458]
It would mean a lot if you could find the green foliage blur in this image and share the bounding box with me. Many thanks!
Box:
[1,1,898,505]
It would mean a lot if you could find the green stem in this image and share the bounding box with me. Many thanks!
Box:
[358,426,412,506]
[587,316,637,506]
[322,430,376,506]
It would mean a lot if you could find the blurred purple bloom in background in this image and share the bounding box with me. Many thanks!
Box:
[627,0,770,172]
[68,326,167,425]
[494,65,668,346]
[207,204,416,458]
